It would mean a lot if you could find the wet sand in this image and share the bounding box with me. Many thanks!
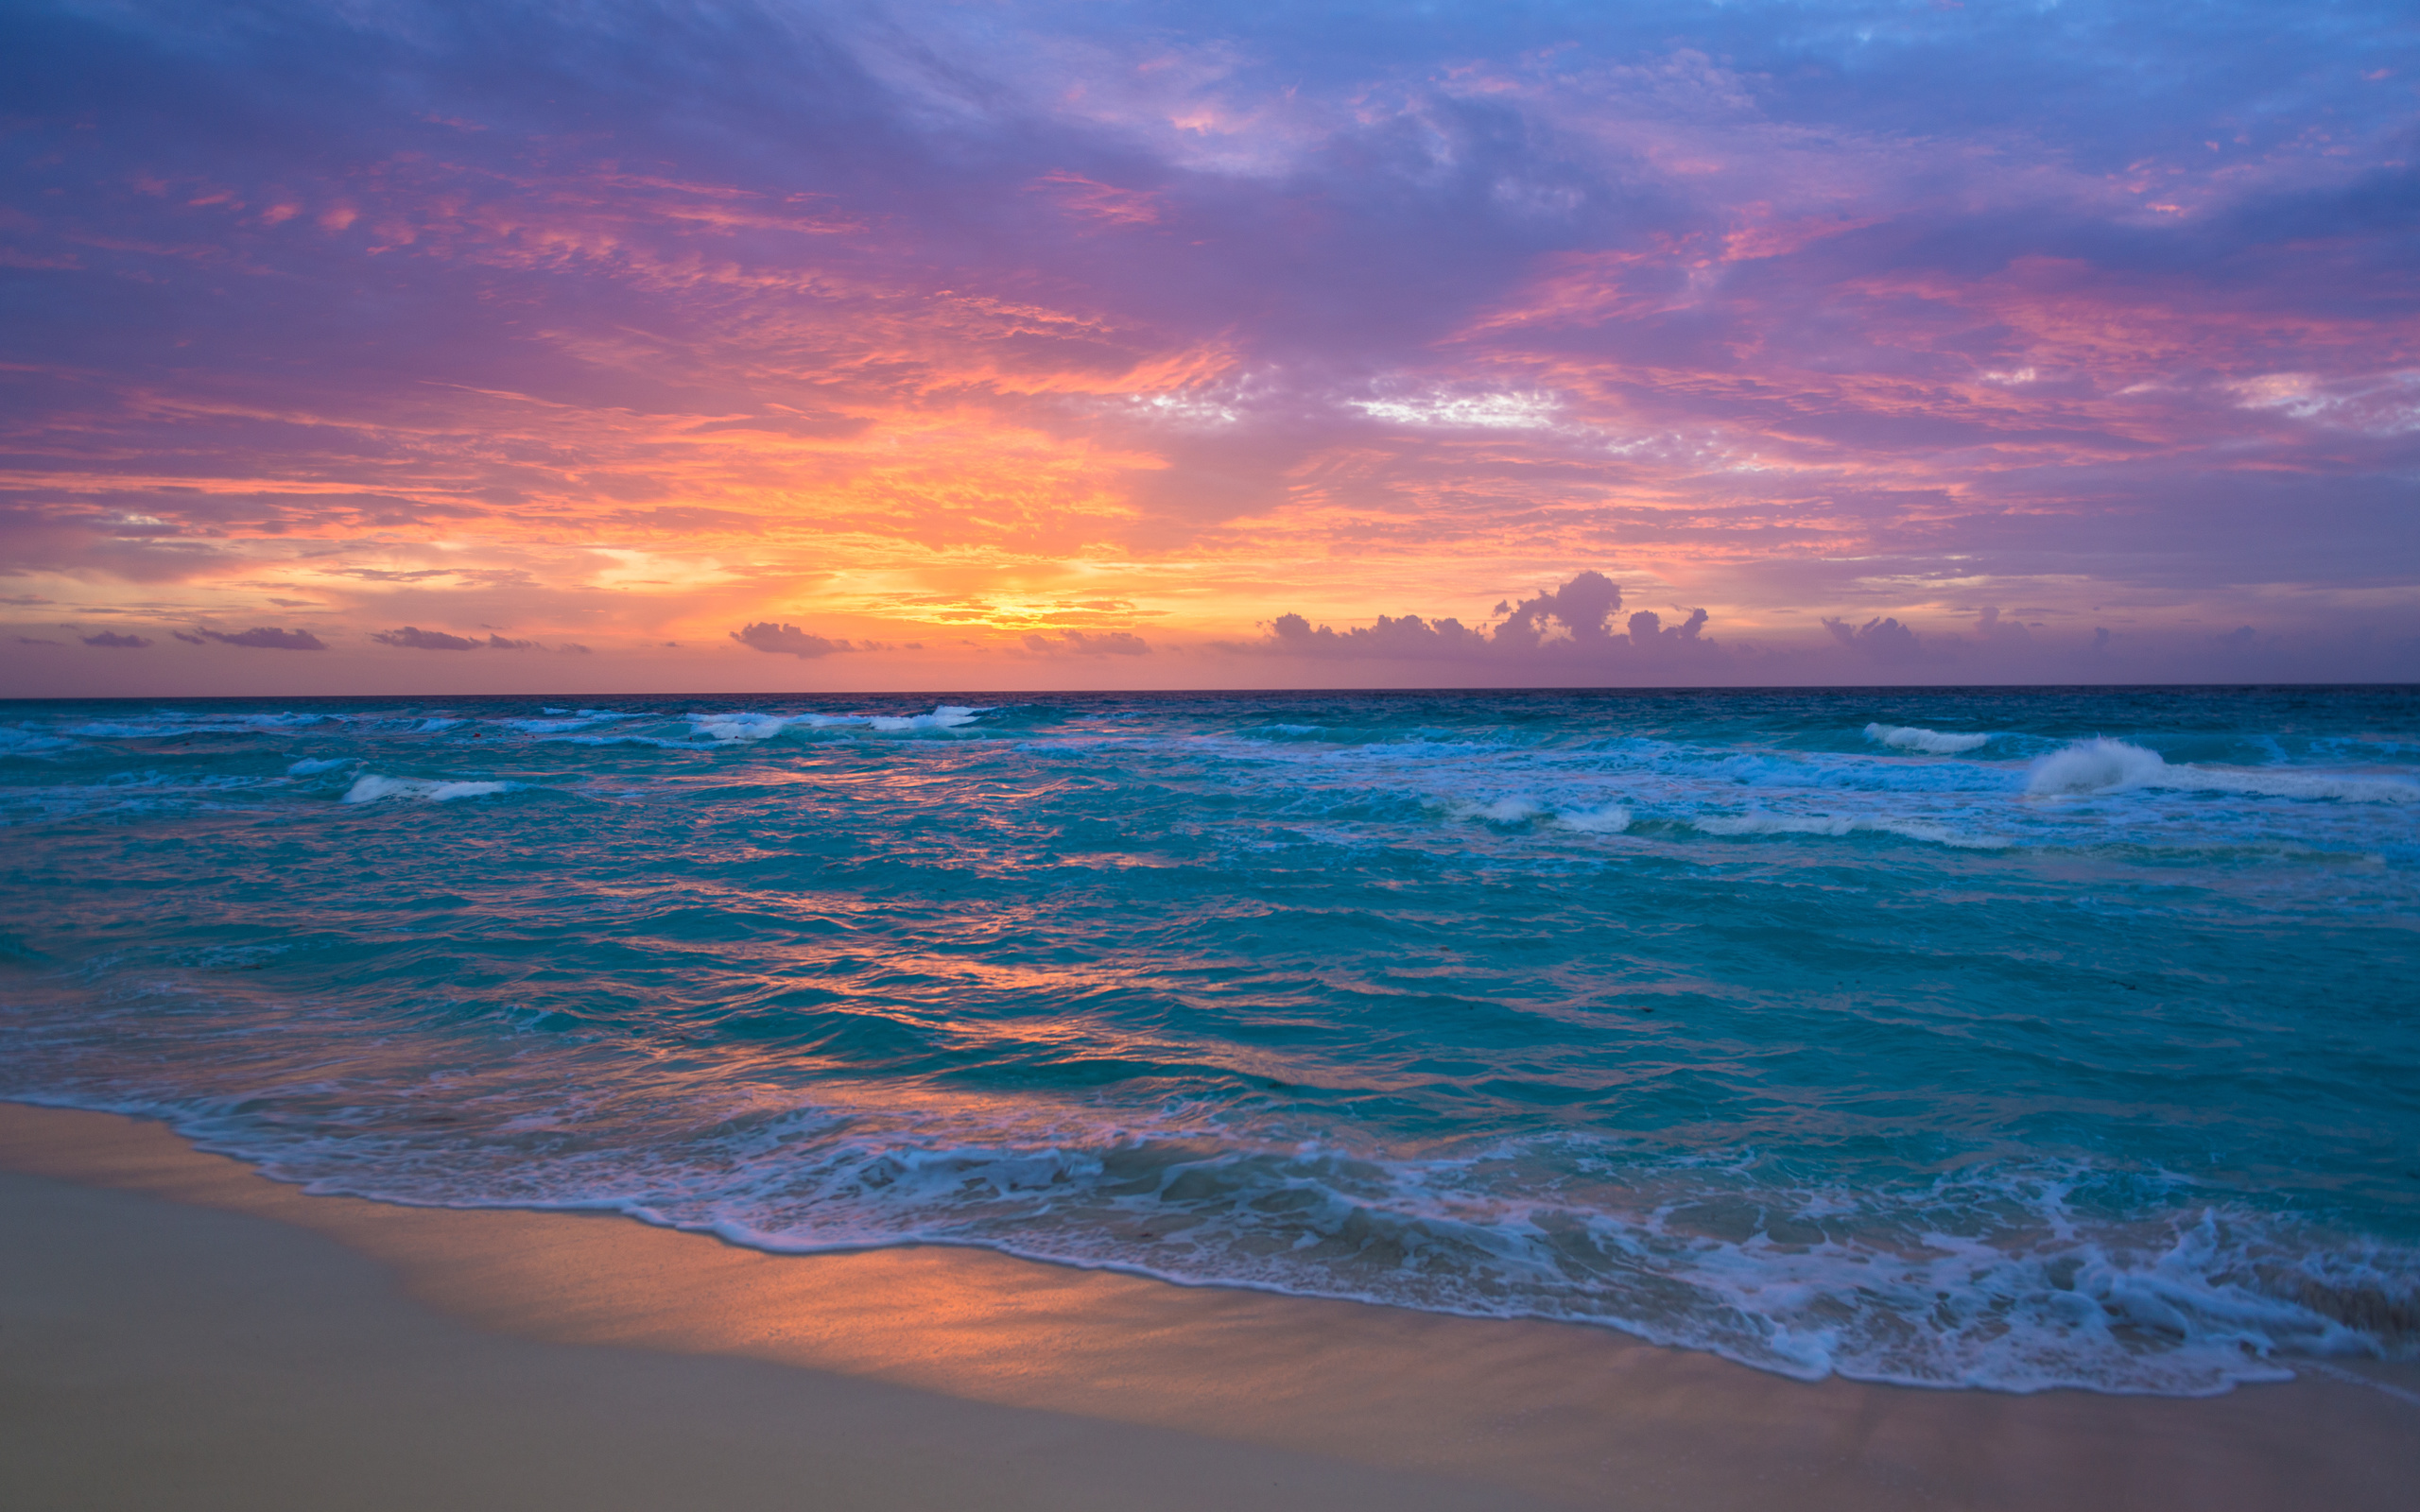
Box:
[4,1101,2414,1510]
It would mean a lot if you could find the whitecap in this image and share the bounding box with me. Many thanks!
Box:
[688,711,796,743]
[2027,738,2420,803]
[864,704,989,732]
[1694,813,2008,849]
[342,774,517,803]
[500,711,629,734]
[1557,803,1634,833]
[286,757,351,776]
[68,721,182,739]
[688,705,992,742]
[1865,722,1992,754]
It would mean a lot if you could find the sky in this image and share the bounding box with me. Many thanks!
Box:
[3,0,2416,695]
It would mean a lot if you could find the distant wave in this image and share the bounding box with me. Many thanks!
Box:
[1693,812,2009,849]
[1444,796,1634,833]
[69,712,334,739]
[1557,802,1634,833]
[1864,722,1992,754]
[2028,738,2420,802]
[342,774,517,803]
[496,711,629,734]
[688,704,990,742]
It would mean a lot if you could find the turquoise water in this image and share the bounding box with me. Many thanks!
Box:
[3,686,2416,1393]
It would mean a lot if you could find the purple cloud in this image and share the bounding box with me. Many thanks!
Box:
[732,623,854,658]
[373,626,478,651]
[1025,630,1151,656]
[1255,572,1720,669]
[372,626,543,651]
[198,627,324,650]
[1824,617,1927,668]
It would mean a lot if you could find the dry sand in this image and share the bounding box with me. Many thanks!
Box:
[4,1101,2414,1510]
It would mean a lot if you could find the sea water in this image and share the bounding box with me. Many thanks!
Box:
[3,686,2415,1394]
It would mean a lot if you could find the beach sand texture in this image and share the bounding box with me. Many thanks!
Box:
[4,1102,2415,1510]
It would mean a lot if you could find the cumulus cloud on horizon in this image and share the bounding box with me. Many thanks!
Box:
[1252,572,1720,665]
[1229,571,2418,686]
[187,627,324,651]
[372,627,540,651]
[731,622,856,659]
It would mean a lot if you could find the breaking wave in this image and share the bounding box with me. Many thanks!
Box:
[1692,812,2009,848]
[2029,738,2420,802]
[342,774,518,803]
[23,1074,2415,1398]
[1865,722,1993,754]
[688,704,991,742]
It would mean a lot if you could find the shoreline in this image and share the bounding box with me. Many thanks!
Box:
[5,1100,2416,1509]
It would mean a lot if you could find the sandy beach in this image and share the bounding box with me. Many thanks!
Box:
[4,1101,2414,1510]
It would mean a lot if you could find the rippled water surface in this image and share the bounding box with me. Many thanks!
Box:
[4,686,2416,1393]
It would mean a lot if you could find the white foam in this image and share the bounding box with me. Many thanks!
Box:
[1865,722,1992,754]
[865,704,988,732]
[500,712,628,733]
[67,720,192,739]
[145,1094,2407,1398]
[342,774,516,803]
[1557,803,1634,833]
[416,718,464,732]
[687,705,992,742]
[2025,738,2170,795]
[286,757,351,776]
[1468,797,1544,824]
[2028,739,2420,803]
[689,711,793,742]
[1694,813,2008,849]
[553,734,696,749]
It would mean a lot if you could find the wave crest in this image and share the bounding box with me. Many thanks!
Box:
[342,774,516,803]
[2028,739,2420,802]
[688,704,991,742]
[1693,813,2007,849]
[1865,722,1992,754]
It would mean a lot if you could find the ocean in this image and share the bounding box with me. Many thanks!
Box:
[3,685,2415,1395]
